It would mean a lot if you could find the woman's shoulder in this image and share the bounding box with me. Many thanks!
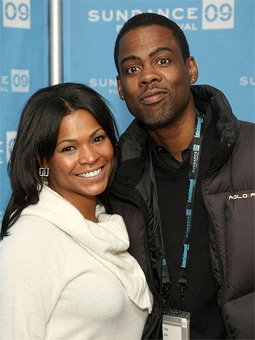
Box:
[0,215,68,270]
[2,214,61,244]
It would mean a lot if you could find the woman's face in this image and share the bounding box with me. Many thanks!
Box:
[44,109,114,209]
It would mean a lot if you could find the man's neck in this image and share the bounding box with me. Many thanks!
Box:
[148,110,197,162]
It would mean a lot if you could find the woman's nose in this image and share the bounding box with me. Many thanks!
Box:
[79,145,99,164]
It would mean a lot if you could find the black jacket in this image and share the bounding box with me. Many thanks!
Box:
[109,85,255,339]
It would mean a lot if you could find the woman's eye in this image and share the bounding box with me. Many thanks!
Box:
[94,135,106,143]
[61,146,75,152]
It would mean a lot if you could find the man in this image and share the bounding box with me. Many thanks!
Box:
[109,13,254,340]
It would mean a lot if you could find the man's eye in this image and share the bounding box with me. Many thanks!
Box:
[127,66,139,74]
[158,58,170,65]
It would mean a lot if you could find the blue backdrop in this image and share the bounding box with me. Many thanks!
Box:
[0,0,48,223]
[63,0,255,132]
[0,0,254,225]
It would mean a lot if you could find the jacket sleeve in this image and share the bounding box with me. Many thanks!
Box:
[110,200,149,276]
[204,121,255,339]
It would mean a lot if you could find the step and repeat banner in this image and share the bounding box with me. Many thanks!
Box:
[63,0,255,133]
[0,0,254,224]
[0,0,48,222]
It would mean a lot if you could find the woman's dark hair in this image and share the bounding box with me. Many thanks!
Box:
[114,13,190,74]
[1,82,119,239]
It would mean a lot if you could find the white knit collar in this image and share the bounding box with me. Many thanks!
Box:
[22,186,152,312]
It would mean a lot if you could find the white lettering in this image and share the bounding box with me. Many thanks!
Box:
[89,78,117,88]
[172,8,184,20]
[0,141,4,164]
[179,23,198,30]
[116,10,128,22]
[0,86,8,92]
[240,77,248,86]
[240,76,255,86]
[116,24,122,32]
[1,76,9,84]
[157,9,170,17]
[130,9,143,18]
[89,78,97,87]
[102,10,114,22]
[229,193,255,200]
[88,7,199,23]
[88,10,99,22]
[187,7,198,19]
[108,88,118,95]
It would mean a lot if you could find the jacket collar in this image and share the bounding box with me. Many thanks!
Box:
[116,85,238,181]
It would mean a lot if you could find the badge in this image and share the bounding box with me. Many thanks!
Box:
[162,309,190,340]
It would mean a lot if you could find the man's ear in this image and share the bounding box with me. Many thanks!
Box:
[117,75,125,100]
[188,56,198,84]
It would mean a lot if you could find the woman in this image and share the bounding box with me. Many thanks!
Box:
[0,83,152,340]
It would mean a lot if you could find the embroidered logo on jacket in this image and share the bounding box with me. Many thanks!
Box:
[229,193,255,200]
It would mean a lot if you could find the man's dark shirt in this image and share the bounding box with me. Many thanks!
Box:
[150,115,226,339]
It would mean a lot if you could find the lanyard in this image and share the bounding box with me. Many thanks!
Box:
[177,112,203,310]
[150,112,204,312]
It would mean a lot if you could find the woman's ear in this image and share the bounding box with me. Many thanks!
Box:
[37,155,48,168]
[37,156,50,178]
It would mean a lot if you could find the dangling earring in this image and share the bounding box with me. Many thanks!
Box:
[39,168,49,177]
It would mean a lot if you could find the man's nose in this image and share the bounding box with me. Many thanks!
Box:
[139,65,162,85]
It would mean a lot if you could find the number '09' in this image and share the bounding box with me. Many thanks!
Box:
[12,74,29,87]
[4,2,30,21]
[204,4,232,22]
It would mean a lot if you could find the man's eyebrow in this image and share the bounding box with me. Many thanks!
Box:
[149,47,174,58]
[120,47,174,67]
[120,55,139,67]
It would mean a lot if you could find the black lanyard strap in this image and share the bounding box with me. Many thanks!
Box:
[177,113,203,310]
[153,112,204,311]
[149,111,203,310]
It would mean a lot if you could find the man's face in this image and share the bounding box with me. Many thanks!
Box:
[117,25,198,129]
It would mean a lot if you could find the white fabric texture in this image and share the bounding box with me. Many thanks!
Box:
[0,186,152,340]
